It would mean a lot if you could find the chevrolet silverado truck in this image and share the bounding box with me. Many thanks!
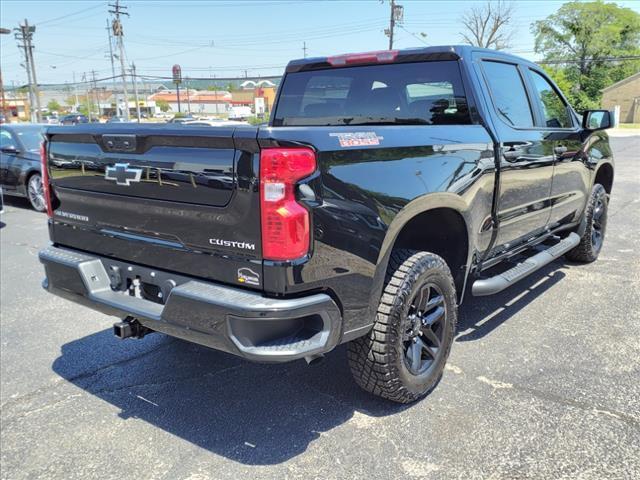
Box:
[39,46,614,403]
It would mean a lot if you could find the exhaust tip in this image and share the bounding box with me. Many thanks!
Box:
[304,353,325,366]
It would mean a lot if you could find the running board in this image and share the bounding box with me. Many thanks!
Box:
[472,232,580,296]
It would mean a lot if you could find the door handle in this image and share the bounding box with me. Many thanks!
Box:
[503,149,522,161]
[502,141,530,162]
[554,145,568,155]
[503,146,524,161]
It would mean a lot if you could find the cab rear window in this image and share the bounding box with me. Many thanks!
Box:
[273,61,471,126]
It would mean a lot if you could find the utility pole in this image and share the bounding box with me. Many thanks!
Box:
[15,21,40,122]
[385,1,403,50]
[185,76,191,115]
[72,71,79,112]
[106,18,119,117]
[16,31,36,122]
[82,72,90,121]
[91,70,99,119]
[303,41,307,58]
[109,0,129,120]
[24,20,42,122]
[0,27,10,122]
[130,62,141,122]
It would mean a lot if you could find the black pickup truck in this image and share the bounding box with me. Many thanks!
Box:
[39,46,614,403]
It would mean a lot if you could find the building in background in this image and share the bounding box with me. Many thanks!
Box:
[601,72,640,124]
[149,89,232,115]
[2,93,30,120]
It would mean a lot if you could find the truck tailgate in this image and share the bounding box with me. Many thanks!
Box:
[45,124,263,289]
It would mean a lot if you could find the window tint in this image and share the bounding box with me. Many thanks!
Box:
[529,70,572,128]
[0,129,17,149]
[15,127,44,151]
[482,61,533,128]
[273,61,471,126]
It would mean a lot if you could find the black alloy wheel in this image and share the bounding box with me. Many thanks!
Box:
[403,283,446,375]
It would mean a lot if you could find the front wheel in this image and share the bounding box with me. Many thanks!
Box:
[566,184,608,263]
[27,173,47,212]
[348,250,457,403]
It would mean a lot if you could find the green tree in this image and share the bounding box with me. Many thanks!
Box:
[156,99,170,112]
[77,104,96,117]
[532,1,640,111]
[64,96,76,110]
[47,99,62,112]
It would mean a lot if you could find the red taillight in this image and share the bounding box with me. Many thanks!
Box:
[40,141,53,218]
[327,50,399,67]
[260,147,316,261]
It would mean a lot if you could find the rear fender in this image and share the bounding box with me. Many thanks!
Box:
[367,193,473,320]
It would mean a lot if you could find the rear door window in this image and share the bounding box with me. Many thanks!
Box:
[273,61,471,126]
[482,61,534,128]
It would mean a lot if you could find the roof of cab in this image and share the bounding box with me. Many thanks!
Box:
[285,45,537,73]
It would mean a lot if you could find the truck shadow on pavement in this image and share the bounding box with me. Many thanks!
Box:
[457,262,566,342]
[51,261,567,465]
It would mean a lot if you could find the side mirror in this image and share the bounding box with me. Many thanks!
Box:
[582,110,614,131]
[0,144,19,154]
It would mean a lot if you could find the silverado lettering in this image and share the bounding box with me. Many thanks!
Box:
[39,46,614,403]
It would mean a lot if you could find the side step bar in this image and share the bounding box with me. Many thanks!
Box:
[472,233,580,296]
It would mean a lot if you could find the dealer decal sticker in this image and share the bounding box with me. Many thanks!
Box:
[237,268,260,286]
[329,132,383,147]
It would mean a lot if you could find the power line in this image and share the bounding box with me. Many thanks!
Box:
[34,3,105,27]
[538,56,640,65]
[398,25,429,46]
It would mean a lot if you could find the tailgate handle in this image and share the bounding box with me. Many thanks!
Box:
[102,134,137,153]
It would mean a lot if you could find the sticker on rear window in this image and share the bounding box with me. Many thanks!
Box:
[329,132,383,147]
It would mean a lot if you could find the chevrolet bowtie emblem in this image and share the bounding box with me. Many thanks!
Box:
[105,163,143,186]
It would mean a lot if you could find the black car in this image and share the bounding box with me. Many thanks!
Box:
[60,114,89,125]
[0,124,47,211]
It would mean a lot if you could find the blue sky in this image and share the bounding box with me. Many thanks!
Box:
[1,0,639,86]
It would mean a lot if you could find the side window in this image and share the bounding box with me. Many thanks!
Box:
[0,129,17,149]
[529,70,572,128]
[482,61,534,128]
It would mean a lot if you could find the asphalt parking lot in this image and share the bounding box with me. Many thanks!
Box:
[1,133,638,480]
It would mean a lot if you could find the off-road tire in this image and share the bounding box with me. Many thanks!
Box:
[566,183,608,263]
[347,250,457,403]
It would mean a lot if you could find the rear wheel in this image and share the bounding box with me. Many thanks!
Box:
[27,173,46,212]
[347,250,457,403]
[566,183,608,263]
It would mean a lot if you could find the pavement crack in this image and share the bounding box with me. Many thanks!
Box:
[510,383,639,428]
[0,339,176,412]
[91,363,245,397]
